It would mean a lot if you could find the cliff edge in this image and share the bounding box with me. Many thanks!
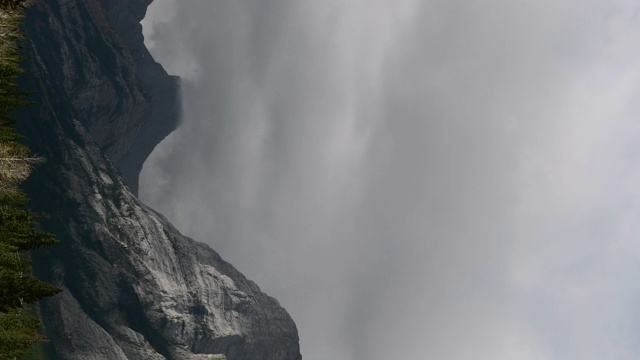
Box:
[23,0,180,195]
[15,1,302,359]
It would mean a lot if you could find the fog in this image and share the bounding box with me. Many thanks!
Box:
[140,1,640,359]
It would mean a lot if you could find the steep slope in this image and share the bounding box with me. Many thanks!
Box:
[14,1,301,359]
[22,0,180,195]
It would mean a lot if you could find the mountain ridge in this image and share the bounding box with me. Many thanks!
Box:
[23,0,180,195]
[14,1,301,359]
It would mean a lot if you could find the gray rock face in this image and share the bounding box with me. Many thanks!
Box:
[16,1,302,359]
[23,0,180,195]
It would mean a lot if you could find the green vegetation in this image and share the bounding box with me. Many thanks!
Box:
[0,1,63,359]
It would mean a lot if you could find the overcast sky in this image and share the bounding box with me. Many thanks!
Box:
[139,1,640,359]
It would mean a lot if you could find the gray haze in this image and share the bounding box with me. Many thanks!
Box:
[140,1,640,359]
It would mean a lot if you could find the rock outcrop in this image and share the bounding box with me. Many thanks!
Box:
[23,0,180,195]
[15,1,302,359]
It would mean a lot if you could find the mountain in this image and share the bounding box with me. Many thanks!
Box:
[14,0,301,359]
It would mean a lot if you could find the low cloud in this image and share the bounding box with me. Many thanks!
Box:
[141,1,640,359]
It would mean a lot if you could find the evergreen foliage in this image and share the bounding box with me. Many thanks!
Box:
[0,309,44,359]
[0,1,29,12]
[0,1,63,358]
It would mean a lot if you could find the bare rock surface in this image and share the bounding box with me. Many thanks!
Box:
[15,1,301,359]
[23,0,180,195]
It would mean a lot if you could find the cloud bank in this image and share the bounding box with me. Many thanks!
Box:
[140,1,640,359]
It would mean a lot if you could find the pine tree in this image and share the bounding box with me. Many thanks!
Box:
[0,308,44,359]
[0,205,62,311]
[0,190,27,208]
[0,2,63,358]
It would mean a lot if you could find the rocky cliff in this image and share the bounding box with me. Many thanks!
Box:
[23,0,179,195]
[14,1,301,359]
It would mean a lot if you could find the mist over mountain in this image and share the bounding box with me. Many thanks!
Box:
[9,0,640,359]
[140,1,640,359]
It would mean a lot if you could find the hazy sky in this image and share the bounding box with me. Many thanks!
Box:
[140,1,640,359]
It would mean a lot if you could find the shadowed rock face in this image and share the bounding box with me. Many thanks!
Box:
[15,1,302,359]
[22,0,180,195]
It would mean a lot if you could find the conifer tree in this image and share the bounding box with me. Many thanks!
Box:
[0,309,43,358]
[0,2,63,357]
